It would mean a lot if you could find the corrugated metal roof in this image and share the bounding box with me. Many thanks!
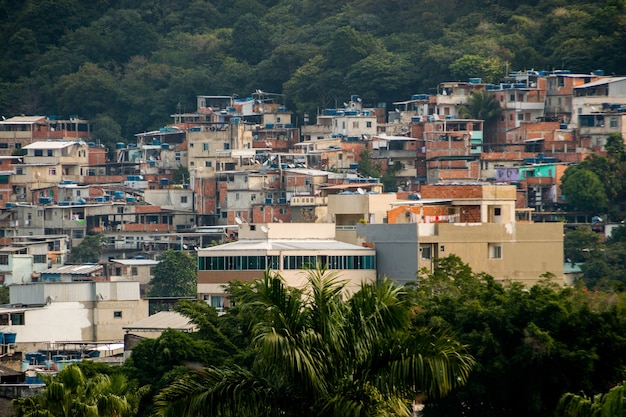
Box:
[574,76,626,89]
[0,116,46,125]
[123,311,195,332]
[41,264,102,275]
[23,141,82,150]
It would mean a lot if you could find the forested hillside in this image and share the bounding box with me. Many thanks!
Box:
[1,0,625,141]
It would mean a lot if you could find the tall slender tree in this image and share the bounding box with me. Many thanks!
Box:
[153,268,474,417]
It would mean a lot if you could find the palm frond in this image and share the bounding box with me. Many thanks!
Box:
[153,366,280,417]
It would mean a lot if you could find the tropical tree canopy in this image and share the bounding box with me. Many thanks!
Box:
[12,364,145,417]
[557,381,626,417]
[148,249,197,297]
[68,233,106,264]
[152,268,474,417]
[457,90,502,122]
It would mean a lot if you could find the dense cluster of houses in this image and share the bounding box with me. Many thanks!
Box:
[0,69,620,373]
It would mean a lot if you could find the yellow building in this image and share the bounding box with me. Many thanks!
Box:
[356,183,564,287]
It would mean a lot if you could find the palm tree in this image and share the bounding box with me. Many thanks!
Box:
[457,90,502,122]
[557,382,626,416]
[12,365,145,417]
[153,268,474,417]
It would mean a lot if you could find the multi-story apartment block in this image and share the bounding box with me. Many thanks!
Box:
[573,77,626,149]
[12,140,89,203]
[0,116,91,157]
[410,117,484,184]
[357,183,564,287]
[436,80,486,118]
[301,95,377,141]
[6,281,148,347]
[545,71,603,124]
[490,81,547,146]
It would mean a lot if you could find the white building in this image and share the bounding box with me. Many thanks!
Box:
[197,223,377,309]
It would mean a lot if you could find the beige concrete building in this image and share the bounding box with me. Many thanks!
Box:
[324,184,395,244]
[2,281,148,352]
[357,183,564,287]
[12,140,89,203]
[197,223,377,309]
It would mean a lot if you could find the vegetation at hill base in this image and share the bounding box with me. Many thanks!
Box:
[17,259,626,417]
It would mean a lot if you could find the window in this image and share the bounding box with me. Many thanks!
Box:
[489,243,502,259]
[15,167,24,175]
[11,312,24,326]
[113,311,123,318]
[0,143,7,149]
[203,143,209,152]
[131,267,138,276]
[352,121,359,128]
[0,255,7,265]
[205,161,212,167]
[610,117,618,128]
[494,207,501,216]
[517,114,523,121]
[421,245,431,260]
[47,150,53,156]
[49,168,56,175]
[210,295,224,311]
[509,94,515,101]
[366,121,372,128]
[34,150,43,157]
[181,196,188,203]
[33,254,47,263]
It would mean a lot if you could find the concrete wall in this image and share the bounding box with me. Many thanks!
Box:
[356,224,419,285]
[4,298,149,347]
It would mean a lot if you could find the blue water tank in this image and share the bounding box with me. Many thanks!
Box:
[159,178,170,186]
[114,191,124,199]
[3,332,16,344]
[125,197,136,203]
[115,142,126,149]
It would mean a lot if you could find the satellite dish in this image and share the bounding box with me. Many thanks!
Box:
[357,188,365,195]
[261,225,268,233]
[234,217,243,225]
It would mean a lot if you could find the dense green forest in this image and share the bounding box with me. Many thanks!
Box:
[1,0,626,141]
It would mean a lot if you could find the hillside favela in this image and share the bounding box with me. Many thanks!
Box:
[1,1,626,417]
